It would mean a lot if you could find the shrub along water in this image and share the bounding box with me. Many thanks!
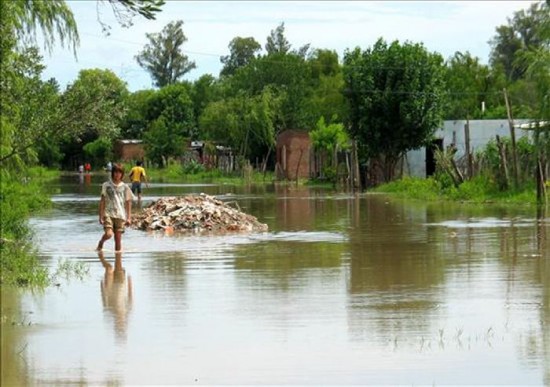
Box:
[0,167,55,286]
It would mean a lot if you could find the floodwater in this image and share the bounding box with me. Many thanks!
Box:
[1,174,549,385]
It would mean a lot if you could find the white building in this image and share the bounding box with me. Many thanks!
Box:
[404,119,534,178]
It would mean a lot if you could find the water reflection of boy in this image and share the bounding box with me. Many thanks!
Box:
[98,251,133,342]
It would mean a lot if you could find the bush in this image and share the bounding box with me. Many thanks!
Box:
[0,167,54,286]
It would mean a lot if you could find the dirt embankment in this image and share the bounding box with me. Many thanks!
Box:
[131,194,268,234]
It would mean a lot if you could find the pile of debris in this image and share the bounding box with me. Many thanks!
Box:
[131,194,268,234]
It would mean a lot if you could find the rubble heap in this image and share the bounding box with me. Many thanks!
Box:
[131,194,268,234]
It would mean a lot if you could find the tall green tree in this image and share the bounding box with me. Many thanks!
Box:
[135,20,196,87]
[220,36,261,77]
[228,52,313,129]
[444,51,494,119]
[489,1,549,81]
[306,49,347,124]
[120,89,156,139]
[142,83,195,165]
[190,74,222,131]
[343,38,446,181]
[200,88,282,162]
[265,22,291,55]
[58,68,129,167]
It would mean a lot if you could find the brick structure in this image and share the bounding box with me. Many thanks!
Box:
[276,130,311,180]
[114,139,145,161]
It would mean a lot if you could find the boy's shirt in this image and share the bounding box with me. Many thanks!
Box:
[129,166,146,183]
[101,180,133,220]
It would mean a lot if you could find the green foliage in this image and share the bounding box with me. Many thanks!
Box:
[228,52,313,129]
[136,20,196,87]
[343,38,446,180]
[200,88,281,161]
[61,68,129,140]
[265,22,291,55]
[147,165,274,183]
[308,49,341,79]
[141,83,195,166]
[375,175,541,204]
[374,176,443,201]
[182,159,206,174]
[120,89,156,138]
[489,2,549,81]
[220,36,261,77]
[1,47,60,167]
[0,168,54,287]
[444,51,496,120]
[6,0,79,54]
[190,75,222,130]
[145,83,195,137]
[109,0,165,21]
[310,117,349,152]
[83,137,113,167]
[143,117,184,167]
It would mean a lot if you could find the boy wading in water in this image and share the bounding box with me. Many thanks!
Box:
[97,163,133,252]
[129,160,149,202]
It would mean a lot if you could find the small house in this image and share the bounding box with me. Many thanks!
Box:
[114,139,145,162]
[276,130,311,180]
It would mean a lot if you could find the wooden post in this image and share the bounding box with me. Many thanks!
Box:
[282,144,287,179]
[536,157,547,205]
[352,140,361,190]
[503,88,519,187]
[464,118,473,179]
[496,135,509,190]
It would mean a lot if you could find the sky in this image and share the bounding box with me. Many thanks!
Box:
[40,0,539,92]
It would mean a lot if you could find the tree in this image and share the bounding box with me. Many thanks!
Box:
[57,68,129,167]
[489,2,549,81]
[141,83,195,165]
[444,51,495,119]
[308,49,341,79]
[135,20,196,88]
[265,22,310,58]
[190,74,222,131]
[310,117,349,181]
[305,49,347,124]
[200,88,282,162]
[0,47,61,168]
[343,38,447,182]
[119,89,156,139]
[228,52,313,129]
[99,0,164,31]
[265,22,291,55]
[220,37,261,77]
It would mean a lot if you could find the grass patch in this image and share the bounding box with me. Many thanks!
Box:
[145,164,275,185]
[374,176,543,205]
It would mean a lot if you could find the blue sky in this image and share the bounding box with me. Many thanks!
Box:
[40,0,538,92]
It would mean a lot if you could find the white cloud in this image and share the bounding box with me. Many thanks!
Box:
[39,0,538,92]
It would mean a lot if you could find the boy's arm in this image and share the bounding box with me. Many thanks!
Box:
[143,168,149,186]
[99,196,105,224]
[125,199,132,225]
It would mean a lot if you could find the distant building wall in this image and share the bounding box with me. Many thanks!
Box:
[276,130,311,180]
[114,140,145,161]
[405,119,532,178]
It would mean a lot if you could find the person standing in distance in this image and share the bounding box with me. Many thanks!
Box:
[129,160,149,202]
[97,163,133,252]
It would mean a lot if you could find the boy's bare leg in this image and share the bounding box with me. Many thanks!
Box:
[114,231,123,252]
[97,229,113,250]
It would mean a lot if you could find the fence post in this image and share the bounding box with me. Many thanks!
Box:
[503,88,519,187]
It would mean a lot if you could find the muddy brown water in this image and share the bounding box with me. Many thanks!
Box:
[1,174,549,385]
